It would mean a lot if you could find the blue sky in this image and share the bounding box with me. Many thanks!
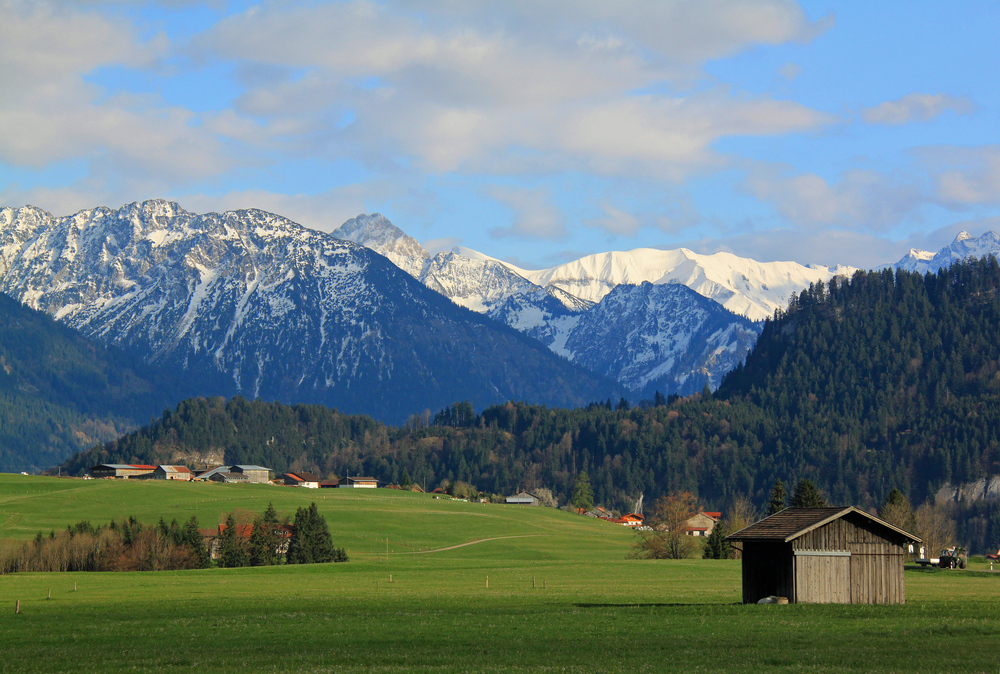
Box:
[2,0,998,269]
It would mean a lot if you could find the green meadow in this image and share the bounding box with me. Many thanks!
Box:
[1,475,999,673]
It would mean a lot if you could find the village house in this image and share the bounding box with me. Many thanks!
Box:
[279,472,322,488]
[726,506,921,604]
[199,522,294,560]
[685,511,721,537]
[614,513,645,527]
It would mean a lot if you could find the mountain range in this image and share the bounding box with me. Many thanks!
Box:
[330,214,853,394]
[0,201,617,425]
[3,200,1000,441]
[892,230,1000,274]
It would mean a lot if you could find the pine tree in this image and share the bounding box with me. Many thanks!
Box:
[287,503,339,564]
[569,472,594,513]
[789,479,827,508]
[878,488,916,532]
[218,514,249,568]
[766,479,788,516]
[248,517,272,566]
[182,515,211,569]
[702,522,730,559]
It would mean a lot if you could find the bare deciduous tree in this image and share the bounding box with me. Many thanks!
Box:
[915,501,956,557]
[722,495,758,559]
[629,492,698,559]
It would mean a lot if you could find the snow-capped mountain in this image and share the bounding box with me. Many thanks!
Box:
[501,248,855,322]
[560,282,761,395]
[0,201,618,422]
[333,213,429,278]
[893,230,1000,273]
[331,213,801,396]
[331,215,576,314]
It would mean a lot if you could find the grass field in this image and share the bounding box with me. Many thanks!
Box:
[2,475,999,672]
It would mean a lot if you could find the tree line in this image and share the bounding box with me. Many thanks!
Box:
[0,503,347,573]
[59,258,1000,553]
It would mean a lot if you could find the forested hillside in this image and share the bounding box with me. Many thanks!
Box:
[0,293,227,472]
[62,258,1000,551]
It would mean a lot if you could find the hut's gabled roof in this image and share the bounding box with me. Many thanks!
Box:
[725,506,921,543]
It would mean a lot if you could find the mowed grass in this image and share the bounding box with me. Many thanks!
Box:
[1,475,1000,672]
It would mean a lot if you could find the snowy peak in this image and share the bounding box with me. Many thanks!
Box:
[419,250,538,313]
[0,200,620,421]
[493,247,854,322]
[893,230,1000,274]
[331,213,429,278]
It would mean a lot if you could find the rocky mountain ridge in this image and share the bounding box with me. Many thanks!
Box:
[893,230,1000,274]
[0,201,619,422]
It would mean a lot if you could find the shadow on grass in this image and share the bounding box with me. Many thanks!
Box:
[574,602,741,608]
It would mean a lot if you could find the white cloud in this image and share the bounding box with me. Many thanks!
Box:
[861,93,975,126]
[586,204,642,237]
[0,1,232,189]
[746,165,924,230]
[695,227,906,269]
[486,186,567,240]
[422,237,462,255]
[175,184,396,233]
[194,0,833,182]
[920,145,1000,206]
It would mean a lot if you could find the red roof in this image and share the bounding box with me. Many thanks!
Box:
[702,512,721,519]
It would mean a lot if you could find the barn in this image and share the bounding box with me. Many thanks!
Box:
[725,506,921,605]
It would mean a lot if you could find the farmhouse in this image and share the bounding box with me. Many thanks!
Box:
[199,522,294,560]
[279,472,322,488]
[685,511,721,536]
[726,506,921,605]
[89,464,156,479]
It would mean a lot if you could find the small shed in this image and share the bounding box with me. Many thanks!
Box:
[89,464,157,479]
[726,506,921,605]
[338,477,379,488]
[230,465,272,484]
[505,491,538,505]
[152,465,193,481]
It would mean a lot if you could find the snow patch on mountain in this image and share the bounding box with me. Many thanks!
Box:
[0,200,618,421]
[332,213,429,278]
[892,230,1000,273]
[560,282,761,395]
[495,248,855,322]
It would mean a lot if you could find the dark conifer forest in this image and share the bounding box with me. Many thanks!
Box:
[51,257,1000,552]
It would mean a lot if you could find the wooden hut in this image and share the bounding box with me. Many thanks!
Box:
[726,506,921,605]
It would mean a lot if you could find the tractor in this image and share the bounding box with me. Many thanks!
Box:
[938,545,967,569]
